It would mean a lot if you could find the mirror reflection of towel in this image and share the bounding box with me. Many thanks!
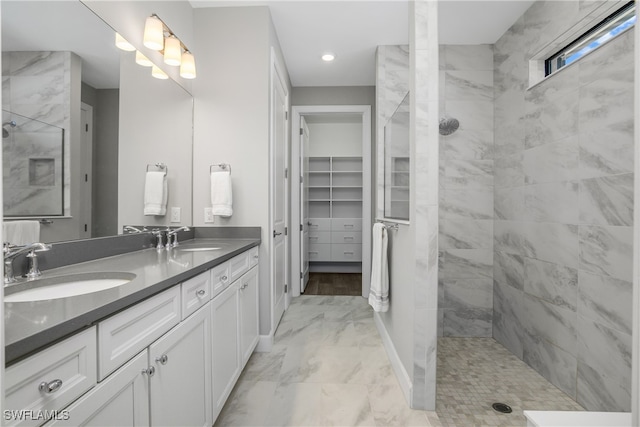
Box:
[3,220,40,245]
[211,171,233,217]
[144,171,167,216]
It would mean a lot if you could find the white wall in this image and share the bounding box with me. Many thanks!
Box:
[308,121,362,157]
[117,55,193,230]
[193,6,291,336]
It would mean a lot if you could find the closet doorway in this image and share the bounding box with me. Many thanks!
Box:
[291,105,372,298]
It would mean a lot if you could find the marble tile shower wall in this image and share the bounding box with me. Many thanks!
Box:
[492,1,633,412]
[438,45,495,338]
[2,51,72,216]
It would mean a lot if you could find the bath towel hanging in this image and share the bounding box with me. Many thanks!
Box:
[144,168,168,216]
[368,222,389,312]
[210,164,233,217]
[3,220,40,245]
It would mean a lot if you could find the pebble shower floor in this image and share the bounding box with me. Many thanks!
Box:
[436,337,584,427]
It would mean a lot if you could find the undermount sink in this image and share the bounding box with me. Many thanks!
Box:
[4,272,137,303]
[176,243,223,252]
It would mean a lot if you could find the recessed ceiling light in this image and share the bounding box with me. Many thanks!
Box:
[322,53,335,62]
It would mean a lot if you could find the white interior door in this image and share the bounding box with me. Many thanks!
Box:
[300,117,310,293]
[271,53,287,331]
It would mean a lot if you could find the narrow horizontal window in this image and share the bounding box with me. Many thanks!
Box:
[545,1,636,76]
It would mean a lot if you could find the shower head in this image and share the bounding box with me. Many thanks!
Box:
[439,117,459,136]
[2,120,16,139]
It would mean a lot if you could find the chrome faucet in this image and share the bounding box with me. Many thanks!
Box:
[166,226,190,249]
[151,230,165,251]
[124,225,148,234]
[4,242,52,284]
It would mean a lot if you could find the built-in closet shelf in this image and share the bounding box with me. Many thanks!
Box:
[307,156,363,263]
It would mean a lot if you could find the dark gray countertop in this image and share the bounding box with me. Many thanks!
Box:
[4,238,260,364]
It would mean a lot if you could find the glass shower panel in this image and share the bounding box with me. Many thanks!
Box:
[3,110,64,216]
[383,92,410,221]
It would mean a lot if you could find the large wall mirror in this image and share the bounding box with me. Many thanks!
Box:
[1,1,193,244]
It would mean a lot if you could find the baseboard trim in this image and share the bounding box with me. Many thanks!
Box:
[374,312,413,405]
[256,334,273,352]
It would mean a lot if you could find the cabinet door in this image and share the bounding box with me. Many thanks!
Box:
[239,266,259,366]
[148,304,212,427]
[46,351,149,427]
[211,283,240,420]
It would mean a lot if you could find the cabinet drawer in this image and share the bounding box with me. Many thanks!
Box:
[5,327,97,427]
[308,218,331,231]
[46,350,149,426]
[181,271,212,320]
[248,246,259,267]
[331,218,362,231]
[98,287,181,380]
[229,252,251,283]
[308,231,331,244]
[331,231,362,244]
[331,244,362,262]
[308,243,331,261]
[211,261,231,298]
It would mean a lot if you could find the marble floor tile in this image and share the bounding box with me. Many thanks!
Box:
[217,294,440,426]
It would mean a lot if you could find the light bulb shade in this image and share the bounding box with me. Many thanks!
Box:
[115,33,135,51]
[135,51,153,67]
[180,51,196,79]
[143,16,164,51]
[151,65,169,80]
[163,36,182,66]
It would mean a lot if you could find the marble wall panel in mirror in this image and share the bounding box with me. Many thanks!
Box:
[1,1,193,244]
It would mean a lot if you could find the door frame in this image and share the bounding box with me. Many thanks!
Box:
[290,105,372,298]
[269,47,290,335]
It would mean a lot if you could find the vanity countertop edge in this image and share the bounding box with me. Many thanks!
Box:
[4,237,260,365]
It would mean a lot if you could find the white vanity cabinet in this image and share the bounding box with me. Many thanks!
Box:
[8,245,260,427]
[148,303,212,427]
[211,264,260,420]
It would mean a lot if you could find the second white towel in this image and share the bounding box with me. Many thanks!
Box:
[211,170,233,217]
[144,171,167,216]
[368,223,389,312]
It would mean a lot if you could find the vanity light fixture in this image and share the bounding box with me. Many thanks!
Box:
[143,15,164,50]
[164,35,182,66]
[151,65,169,80]
[180,51,197,79]
[322,52,336,62]
[141,13,197,78]
[115,33,136,51]
[135,51,153,67]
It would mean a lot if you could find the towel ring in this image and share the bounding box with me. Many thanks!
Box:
[210,163,231,174]
[146,163,168,173]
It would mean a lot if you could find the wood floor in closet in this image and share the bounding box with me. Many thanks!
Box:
[303,273,362,296]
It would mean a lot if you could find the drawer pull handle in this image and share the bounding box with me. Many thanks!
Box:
[345,251,354,255]
[344,224,354,228]
[240,283,248,290]
[142,366,156,377]
[39,379,63,394]
[196,289,206,297]
[156,354,169,365]
[344,237,354,240]
[221,275,228,282]
[309,251,318,255]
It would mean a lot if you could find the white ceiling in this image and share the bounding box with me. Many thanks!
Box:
[192,0,534,87]
[2,0,534,89]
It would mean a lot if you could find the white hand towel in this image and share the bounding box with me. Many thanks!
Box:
[211,170,233,217]
[368,223,389,312]
[144,171,167,216]
[3,220,40,245]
